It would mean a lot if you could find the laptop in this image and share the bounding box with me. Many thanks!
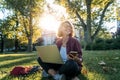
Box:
[36,45,64,64]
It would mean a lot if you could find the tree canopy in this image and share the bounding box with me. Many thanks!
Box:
[0,0,117,51]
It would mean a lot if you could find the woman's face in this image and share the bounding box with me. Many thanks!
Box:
[62,26,72,36]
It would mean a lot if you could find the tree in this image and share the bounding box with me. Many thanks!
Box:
[62,0,114,47]
[3,0,43,52]
[0,16,16,52]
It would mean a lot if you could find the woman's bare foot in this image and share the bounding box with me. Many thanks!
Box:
[48,69,57,76]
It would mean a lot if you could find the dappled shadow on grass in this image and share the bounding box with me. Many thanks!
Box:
[0,56,37,68]
[0,54,35,61]
[0,71,42,80]
[0,52,43,80]
[40,73,87,80]
[0,53,39,78]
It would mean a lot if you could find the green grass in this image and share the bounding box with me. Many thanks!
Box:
[82,50,120,80]
[0,50,120,80]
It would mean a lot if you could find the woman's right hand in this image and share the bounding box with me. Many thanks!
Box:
[67,54,74,60]
[67,54,82,64]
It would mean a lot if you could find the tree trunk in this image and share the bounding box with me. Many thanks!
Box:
[27,18,33,52]
[1,35,4,53]
[68,0,114,50]
[27,0,33,52]
[83,29,87,49]
[85,0,92,44]
[15,37,19,52]
[27,36,33,52]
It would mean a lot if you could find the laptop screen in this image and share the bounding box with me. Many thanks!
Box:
[36,45,64,64]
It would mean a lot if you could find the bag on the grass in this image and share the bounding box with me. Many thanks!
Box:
[10,66,41,76]
[28,66,41,74]
[10,66,32,76]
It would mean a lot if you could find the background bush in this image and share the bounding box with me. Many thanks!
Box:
[85,37,120,50]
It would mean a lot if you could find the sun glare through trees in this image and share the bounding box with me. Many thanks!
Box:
[38,0,68,33]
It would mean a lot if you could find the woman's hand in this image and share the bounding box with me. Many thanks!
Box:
[74,56,82,64]
[67,54,74,60]
[67,54,82,64]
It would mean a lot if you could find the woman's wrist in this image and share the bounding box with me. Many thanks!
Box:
[79,58,83,62]
[75,57,82,64]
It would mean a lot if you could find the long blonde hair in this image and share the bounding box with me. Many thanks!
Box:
[57,21,74,37]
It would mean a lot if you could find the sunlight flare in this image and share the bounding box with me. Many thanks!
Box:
[39,14,60,32]
[46,0,54,4]
[39,1,68,33]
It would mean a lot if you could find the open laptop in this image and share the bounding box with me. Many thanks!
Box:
[36,45,64,64]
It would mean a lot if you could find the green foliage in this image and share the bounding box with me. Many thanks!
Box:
[0,16,17,39]
[97,30,112,39]
[4,38,14,50]
[112,37,120,49]
[0,0,44,52]
[86,37,120,50]
[61,0,115,45]
[1,0,44,52]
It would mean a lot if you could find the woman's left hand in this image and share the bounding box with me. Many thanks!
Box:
[68,54,82,64]
[73,56,82,64]
[67,54,74,60]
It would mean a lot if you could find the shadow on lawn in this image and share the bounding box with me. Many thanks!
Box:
[40,73,87,80]
[0,54,35,61]
[0,73,87,80]
[0,72,41,80]
[0,55,37,68]
[0,57,37,68]
[0,53,88,80]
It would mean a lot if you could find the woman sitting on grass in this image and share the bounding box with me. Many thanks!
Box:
[37,21,83,80]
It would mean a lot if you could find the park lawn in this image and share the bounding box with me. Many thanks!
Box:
[0,50,120,80]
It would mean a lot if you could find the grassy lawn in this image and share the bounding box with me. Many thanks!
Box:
[0,50,120,80]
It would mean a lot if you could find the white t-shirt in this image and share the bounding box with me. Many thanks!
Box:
[60,46,68,63]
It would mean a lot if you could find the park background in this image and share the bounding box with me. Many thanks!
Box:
[0,0,120,80]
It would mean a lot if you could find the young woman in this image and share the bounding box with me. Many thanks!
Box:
[37,21,83,80]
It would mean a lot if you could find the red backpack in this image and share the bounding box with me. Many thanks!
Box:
[10,66,32,76]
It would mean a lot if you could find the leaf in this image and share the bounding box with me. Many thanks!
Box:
[98,61,106,66]
[113,57,119,60]
[102,67,117,73]
[112,68,117,72]
[82,69,88,75]
[102,66,109,72]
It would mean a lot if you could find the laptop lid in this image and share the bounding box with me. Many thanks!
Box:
[36,45,64,64]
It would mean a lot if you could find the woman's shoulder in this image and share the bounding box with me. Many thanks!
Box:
[69,37,81,44]
[70,37,78,41]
